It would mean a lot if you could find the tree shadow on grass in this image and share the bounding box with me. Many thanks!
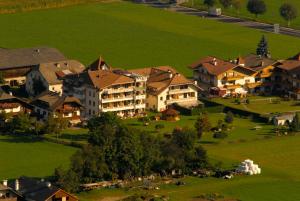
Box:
[0,134,43,143]
[58,133,88,142]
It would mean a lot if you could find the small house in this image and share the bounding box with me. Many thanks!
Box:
[7,177,78,201]
[31,91,83,124]
[273,113,295,126]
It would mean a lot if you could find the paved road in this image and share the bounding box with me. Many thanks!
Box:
[143,2,300,38]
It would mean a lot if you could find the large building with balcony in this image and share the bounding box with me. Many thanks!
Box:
[130,66,200,112]
[190,55,277,97]
[63,68,147,119]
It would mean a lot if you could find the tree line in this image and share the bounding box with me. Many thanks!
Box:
[203,0,298,27]
[54,113,211,192]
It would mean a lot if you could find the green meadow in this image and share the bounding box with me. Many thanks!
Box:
[185,0,300,29]
[0,135,77,180]
[0,2,299,76]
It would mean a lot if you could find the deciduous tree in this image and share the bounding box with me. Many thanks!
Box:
[247,0,266,18]
[280,3,298,27]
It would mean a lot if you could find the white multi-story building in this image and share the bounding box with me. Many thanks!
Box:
[130,66,201,112]
[63,68,147,119]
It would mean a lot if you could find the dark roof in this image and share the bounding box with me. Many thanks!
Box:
[89,56,110,71]
[37,60,85,84]
[31,91,82,111]
[162,108,179,116]
[0,47,66,70]
[8,177,76,201]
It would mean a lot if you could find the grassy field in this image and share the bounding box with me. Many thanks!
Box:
[49,112,275,145]
[0,135,77,180]
[78,134,300,201]
[0,2,299,76]
[184,0,300,29]
[212,96,300,114]
[0,0,104,14]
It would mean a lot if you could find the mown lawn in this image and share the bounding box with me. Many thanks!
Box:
[212,96,300,114]
[0,135,77,180]
[0,2,299,77]
[184,0,300,29]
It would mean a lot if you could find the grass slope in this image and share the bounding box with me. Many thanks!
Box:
[185,0,300,29]
[0,135,77,180]
[0,2,299,76]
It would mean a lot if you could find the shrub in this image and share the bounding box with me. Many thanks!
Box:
[155,124,165,130]
[213,132,228,139]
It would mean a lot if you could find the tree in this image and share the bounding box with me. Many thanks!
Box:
[203,0,216,9]
[247,0,266,18]
[256,35,270,58]
[44,115,68,137]
[9,113,32,133]
[225,111,234,123]
[195,114,211,139]
[291,112,300,132]
[232,0,242,14]
[219,0,232,9]
[280,3,298,27]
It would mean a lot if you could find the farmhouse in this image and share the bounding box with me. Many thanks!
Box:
[0,90,32,116]
[274,53,300,99]
[30,91,82,124]
[130,66,200,112]
[0,47,66,86]
[0,181,22,201]
[63,67,147,119]
[190,55,278,97]
[7,177,78,201]
[26,60,85,96]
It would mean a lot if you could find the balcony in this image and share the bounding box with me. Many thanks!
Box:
[166,97,197,105]
[135,104,146,109]
[102,105,135,112]
[101,95,134,103]
[104,87,134,94]
[135,94,146,99]
[168,88,193,94]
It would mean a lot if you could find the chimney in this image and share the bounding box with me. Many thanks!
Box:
[2,180,7,186]
[15,179,19,191]
[213,58,217,66]
[55,63,61,68]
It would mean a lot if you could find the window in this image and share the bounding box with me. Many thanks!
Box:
[89,109,91,115]
[160,97,163,101]
[89,91,91,96]
[184,93,188,98]
[89,100,91,105]
[93,101,95,106]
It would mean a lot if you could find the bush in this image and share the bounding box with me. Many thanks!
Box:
[213,132,228,139]
[234,98,241,104]
[155,124,165,130]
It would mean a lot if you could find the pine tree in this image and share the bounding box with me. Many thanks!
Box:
[256,35,270,58]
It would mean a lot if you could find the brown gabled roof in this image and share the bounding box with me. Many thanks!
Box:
[276,52,300,72]
[237,54,277,71]
[189,56,237,76]
[162,108,179,116]
[88,70,134,90]
[130,66,200,95]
